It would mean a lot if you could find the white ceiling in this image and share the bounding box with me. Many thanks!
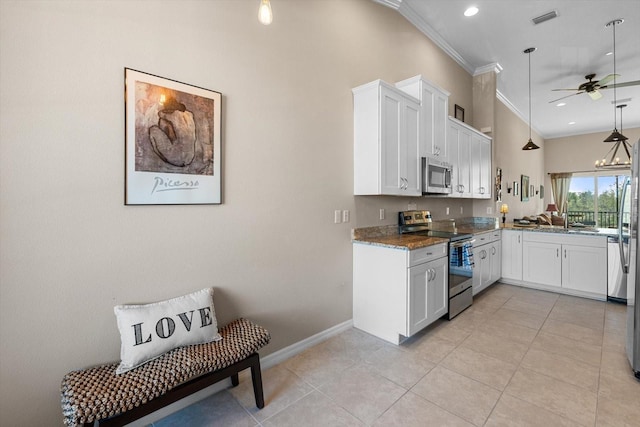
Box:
[378,0,640,139]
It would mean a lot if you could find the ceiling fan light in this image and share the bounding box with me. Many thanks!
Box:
[522,138,540,150]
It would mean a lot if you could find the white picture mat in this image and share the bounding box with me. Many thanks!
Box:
[125,68,222,205]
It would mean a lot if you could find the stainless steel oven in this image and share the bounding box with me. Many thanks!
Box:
[447,235,474,319]
[398,210,474,320]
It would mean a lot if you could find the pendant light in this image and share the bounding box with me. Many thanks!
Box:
[258,0,273,25]
[522,47,540,150]
[596,104,631,169]
[603,19,628,143]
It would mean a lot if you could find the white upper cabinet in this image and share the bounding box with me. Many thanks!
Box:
[448,117,492,199]
[448,119,472,198]
[471,132,492,199]
[396,76,450,161]
[353,80,421,196]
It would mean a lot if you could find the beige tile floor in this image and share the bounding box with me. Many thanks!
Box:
[153,284,640,427]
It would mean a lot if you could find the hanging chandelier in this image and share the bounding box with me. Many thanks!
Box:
[522,47,540,150]
[596,104,631,169]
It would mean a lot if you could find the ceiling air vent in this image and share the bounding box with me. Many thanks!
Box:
[532,10,558,25]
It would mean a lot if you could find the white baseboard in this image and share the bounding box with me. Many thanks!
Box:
[126,319,354,426]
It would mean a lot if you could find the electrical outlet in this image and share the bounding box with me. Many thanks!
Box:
[334,210,342,224]
[379,208,385,220]
[408,202,417,210]
[342,210,350,223]
[446,207,450,215]
[460,206,464,214]
[487,207,492,214]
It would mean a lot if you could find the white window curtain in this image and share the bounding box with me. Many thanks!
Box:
[550,173,573,214]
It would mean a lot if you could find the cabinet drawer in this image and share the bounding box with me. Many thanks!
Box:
[409,243,447,267]
[475,230,500,244]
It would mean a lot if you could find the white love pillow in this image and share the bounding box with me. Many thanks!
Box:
[114,288,222,374]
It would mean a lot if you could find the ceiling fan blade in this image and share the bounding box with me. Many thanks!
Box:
[600,80,640,89]
[588,90,602,101]
[548,92,584,103]
[596,74,618,86]
[552,88,581,92]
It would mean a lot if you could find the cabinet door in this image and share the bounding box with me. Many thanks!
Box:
[472,244,490,295]
[433,91,448,159]
[428,256,448,322]
[408,256,447,335]
[561,244,607,297]
[448,120,471,198]
[523,241,562,287]
[457,128,472,197]
[402,99,421,195]
[447,122,460,196]
[501,230,523,280]
[490,242,502,284]
[471,133,491,199]
[380,87,404,195]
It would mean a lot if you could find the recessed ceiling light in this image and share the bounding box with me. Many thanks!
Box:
[568,121,576,125]
[556,102,566,107]
[606,51,613,56]
[464,6,479,17]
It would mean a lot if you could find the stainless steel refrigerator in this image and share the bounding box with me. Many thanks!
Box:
[620,140,640,380]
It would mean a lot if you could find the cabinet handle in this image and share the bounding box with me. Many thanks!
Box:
[431,268,436,280]
[564,249,567,258]
[518,235,521,243]
[557,248,559,257]
[426,252,433,256]
[492,247,496,255]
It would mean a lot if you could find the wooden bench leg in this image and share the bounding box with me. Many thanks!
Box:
[249,354,265,409]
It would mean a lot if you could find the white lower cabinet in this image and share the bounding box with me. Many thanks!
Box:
[473,230,501,295]
[520,232,607,299]
[353,242,448,344]
[408,255,448,335]
[501,230,523,281]
[522,241,562,287]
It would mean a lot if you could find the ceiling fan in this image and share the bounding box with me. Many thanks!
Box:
[549,73,640,103]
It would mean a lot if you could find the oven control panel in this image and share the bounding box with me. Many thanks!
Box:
[399,210,432,226]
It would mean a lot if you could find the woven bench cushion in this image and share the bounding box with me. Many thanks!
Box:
[61,318,270,426]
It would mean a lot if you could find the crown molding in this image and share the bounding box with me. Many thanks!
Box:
[497,90,545,138]
[372,0,402,8]
[474,62,503,76]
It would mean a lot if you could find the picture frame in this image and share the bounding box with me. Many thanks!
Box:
[496,167,502,202]
[125,68,222,205]
[454,104,465,122]
[530,184,535,197]
[513,181,519,196]
[521,175,529,201]
[540,185,544,199]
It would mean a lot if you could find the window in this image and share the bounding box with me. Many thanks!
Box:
[567,173,628,228]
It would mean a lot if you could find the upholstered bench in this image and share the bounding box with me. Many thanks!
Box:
[61,318,270,427]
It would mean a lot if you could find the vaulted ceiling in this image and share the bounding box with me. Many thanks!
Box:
[378,0,640,139]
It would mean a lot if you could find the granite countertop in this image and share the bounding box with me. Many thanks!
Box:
[351,224,448,250]
[352,217,615,250]
[502,223,616,237]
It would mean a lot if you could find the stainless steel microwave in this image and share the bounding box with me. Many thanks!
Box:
[422,156,452,194]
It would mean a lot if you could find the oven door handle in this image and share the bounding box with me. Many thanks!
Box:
[450,239,475,248]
